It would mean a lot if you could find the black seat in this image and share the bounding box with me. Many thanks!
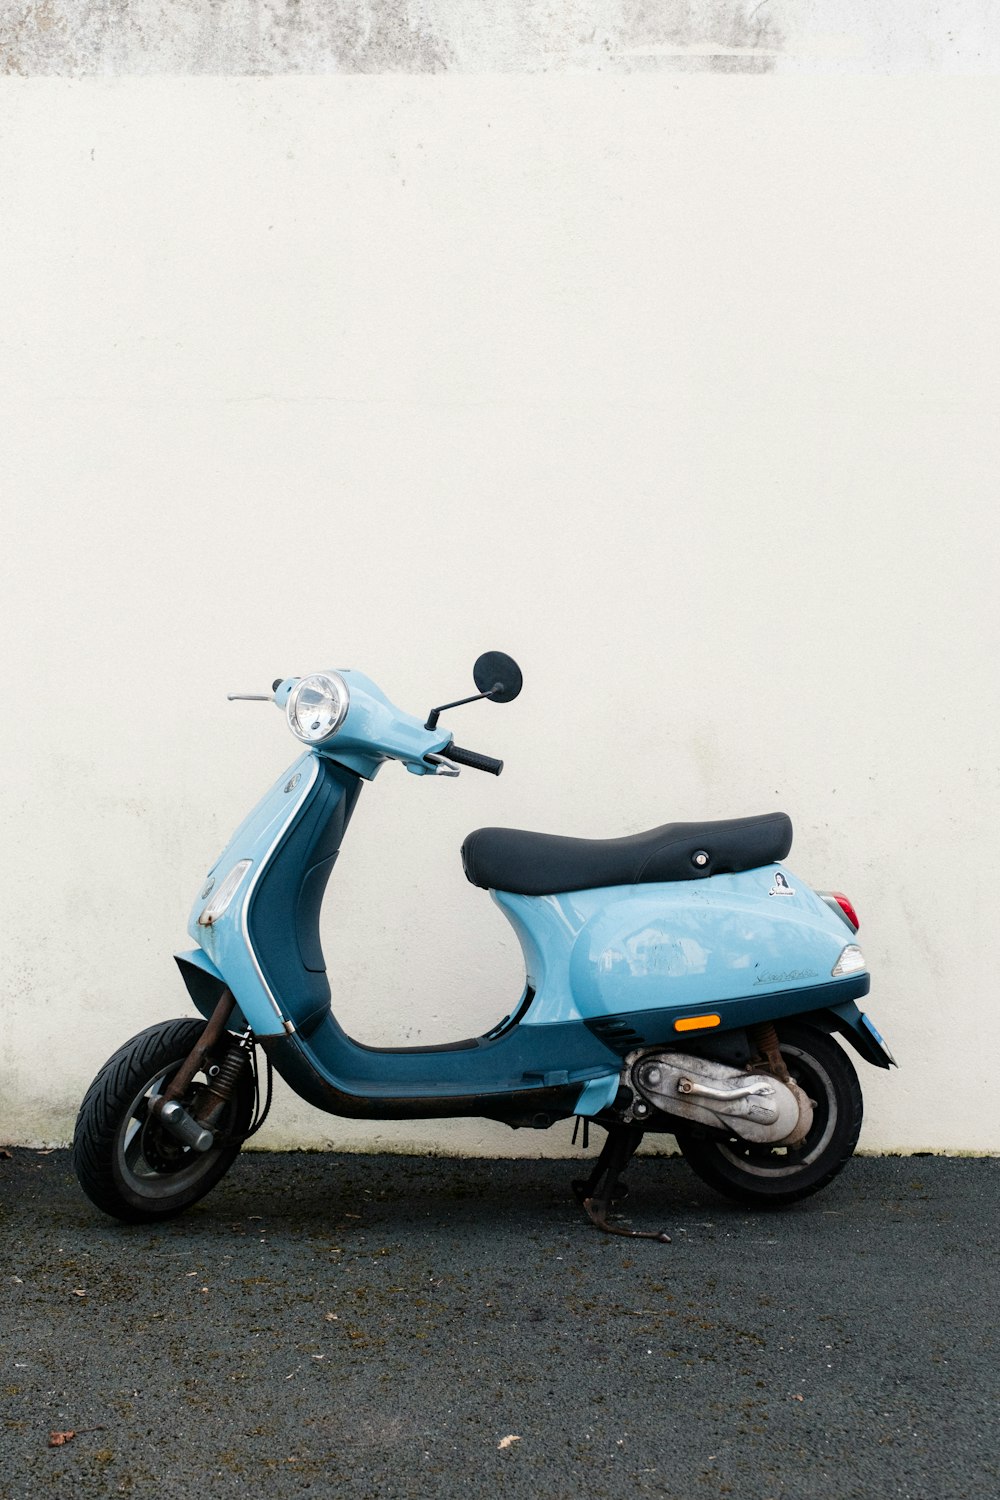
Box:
[461,812,792,897]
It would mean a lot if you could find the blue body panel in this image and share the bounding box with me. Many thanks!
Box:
[494,869,855,1026]
[259,1005,624,1122]
[174,676,887,1122]
[184,751,327,1036]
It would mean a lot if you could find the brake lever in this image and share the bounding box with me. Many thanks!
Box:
[423,753,461,778]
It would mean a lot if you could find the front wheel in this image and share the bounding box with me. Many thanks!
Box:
[72,1018,254,1223]
[676,1021,863,1207]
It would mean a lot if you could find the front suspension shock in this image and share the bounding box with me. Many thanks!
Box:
[192,1041,251,1126]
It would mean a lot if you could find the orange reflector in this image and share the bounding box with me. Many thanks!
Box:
[674,1014,721,1032]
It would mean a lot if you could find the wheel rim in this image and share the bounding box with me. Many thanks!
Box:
[714,1042,838,1179]
[114,1063,235,1202]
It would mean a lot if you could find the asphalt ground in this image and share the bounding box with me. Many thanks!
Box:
[1,1149,997,1500]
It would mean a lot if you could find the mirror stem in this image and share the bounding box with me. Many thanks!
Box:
[425,684,502,730]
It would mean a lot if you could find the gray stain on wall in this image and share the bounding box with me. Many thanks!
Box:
[0,0,784,76]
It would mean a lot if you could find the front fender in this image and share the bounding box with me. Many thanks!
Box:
[174,949,249,1032]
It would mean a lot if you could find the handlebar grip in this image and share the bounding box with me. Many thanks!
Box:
[445,743,504,775]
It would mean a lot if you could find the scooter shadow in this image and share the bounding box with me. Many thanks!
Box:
[173,1150,764,1245]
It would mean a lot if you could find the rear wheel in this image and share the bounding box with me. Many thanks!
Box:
[676,1021,863,1206]
[72,1018,253,1223]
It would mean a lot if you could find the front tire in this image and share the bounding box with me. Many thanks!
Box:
[72,1018,254,1223]
[676,1021,863,1207]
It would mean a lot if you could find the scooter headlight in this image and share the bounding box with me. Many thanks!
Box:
[286,672,350,745]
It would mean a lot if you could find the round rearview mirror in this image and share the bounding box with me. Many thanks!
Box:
[473,651,523,704]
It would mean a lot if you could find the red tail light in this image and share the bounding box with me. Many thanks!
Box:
[833,893,859,929]
[819,890,859,932]
[833,892,859,931]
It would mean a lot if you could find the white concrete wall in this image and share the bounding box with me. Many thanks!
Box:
[3,2,999,76]
[2,43,999,1153]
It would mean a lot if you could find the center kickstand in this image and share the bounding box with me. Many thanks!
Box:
[572,1125,671,1243]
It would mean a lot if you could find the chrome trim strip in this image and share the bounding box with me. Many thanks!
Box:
[239,754,320,1030]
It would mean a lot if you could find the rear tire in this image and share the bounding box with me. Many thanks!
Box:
[72,1018,253,1223]
[676,1021,863,1207]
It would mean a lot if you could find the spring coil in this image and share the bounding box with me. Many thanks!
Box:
[204,1043,249,1105]
[750,1020,789,1082]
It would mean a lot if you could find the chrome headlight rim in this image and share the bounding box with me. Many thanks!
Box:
[286,671,351,745]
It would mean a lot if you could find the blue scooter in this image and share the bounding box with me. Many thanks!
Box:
[73,653,895,1240]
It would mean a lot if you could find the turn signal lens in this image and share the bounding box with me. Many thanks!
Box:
[674,1014,721,1032]
[832,944,866,977]
[197,859,252,927]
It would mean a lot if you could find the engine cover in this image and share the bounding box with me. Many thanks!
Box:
[628,1050,807,1144]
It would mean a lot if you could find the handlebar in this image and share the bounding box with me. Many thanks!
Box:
[444,743,504,776]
